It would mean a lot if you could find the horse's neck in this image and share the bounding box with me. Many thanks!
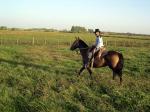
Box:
[79,48,89,59]
[78,40,89,61]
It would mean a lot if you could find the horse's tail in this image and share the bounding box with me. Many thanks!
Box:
[116,53,124,73]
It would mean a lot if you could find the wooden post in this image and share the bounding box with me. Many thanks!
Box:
[58,40,61,58]
[0,38,2,45]
[124,41,125,47]
[0,38,1,45]
[70,40,71,56]
[16,39,19,45]
[105,40,107,46]
[44,39,47,45]
[36,39,38,45]
[32,37,35,45]
[69,40,71,46]
[58,40,59,49]
[114,41,116,47]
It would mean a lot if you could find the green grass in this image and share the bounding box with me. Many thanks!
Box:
[0,30,150,112]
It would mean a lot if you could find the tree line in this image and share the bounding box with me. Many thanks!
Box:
[0,26,94,33]
[70,26,93,33]
[0,26,149,36]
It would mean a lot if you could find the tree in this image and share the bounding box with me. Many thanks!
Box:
[71,26,87,33]
[88,29,94,33]
[0,26,7,30]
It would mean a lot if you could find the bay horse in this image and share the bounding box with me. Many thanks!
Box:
[70,37,124,84]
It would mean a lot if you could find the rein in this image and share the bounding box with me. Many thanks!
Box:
[78,47,89,50]
[75,47,89,55]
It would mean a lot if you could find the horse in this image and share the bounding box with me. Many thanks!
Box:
[70,37,124,84]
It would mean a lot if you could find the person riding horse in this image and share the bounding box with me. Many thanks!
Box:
[87,29,106,68]
[70,37,124,84]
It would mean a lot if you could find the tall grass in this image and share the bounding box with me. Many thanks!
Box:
[0,30,149,112]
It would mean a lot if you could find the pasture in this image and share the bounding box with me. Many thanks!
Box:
[0,30,150,112]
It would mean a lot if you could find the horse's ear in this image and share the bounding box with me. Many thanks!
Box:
[75,37,77,40]
[78,37,80,40]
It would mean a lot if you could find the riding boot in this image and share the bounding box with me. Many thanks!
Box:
[98,49,102,58]
[84,64,88,68]
[90,51,95,68]
[88,52,92,59]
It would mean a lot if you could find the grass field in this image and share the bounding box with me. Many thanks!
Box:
[0,30,150,112]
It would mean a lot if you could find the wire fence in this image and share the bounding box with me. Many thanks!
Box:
[0,37,149,47]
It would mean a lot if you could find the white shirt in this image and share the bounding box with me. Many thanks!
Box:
[95,36,104,49]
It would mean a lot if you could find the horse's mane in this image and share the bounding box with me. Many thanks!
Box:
[79,39,89,48]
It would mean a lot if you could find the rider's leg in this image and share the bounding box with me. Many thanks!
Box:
[90,49,96,68]
[88,52,93,60]
[98,48,102,58]
[85,52,92,68]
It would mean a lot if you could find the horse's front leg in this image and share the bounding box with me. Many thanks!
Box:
[87,67,93,79]
[78,66,85,76]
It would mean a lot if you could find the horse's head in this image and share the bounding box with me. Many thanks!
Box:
[70,37,80,51]
[70,37,89,51]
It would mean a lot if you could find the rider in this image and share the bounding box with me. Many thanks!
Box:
[87,29,104,67]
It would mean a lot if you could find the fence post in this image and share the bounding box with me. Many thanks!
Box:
[105,40,107,46]
[16,39,19,45]
[44,38,47,45]
[69,40,71,57]
[123,41,126,47]
[57,40,61,58]
[58,40,59,49]
[32,37,35,45]
[0,38,3,45]
[69,40,72,47]
[36,39,38,45]
[115,41,117,47]
[0,38,1,45]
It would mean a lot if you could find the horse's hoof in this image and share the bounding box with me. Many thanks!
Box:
[77,73,81,77]
[119,82,123,86]
[75,70,78,73]
[90,76,94,80]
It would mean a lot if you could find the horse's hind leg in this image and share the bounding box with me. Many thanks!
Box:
[119,71,123,85]
[87,67,92,75]
[113,71,116,80]
[120,76,122,85]
[113,70,122,85]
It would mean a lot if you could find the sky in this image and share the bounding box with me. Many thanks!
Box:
[0,0,150,34]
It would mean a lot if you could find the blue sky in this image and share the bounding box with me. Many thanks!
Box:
[0,0,150,34]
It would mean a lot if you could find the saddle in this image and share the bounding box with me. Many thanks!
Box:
[89,46,107,68]
[98,47,107,58]
[89,46,107,59]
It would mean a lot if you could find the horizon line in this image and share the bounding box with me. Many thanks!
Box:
[0,25,150,35]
